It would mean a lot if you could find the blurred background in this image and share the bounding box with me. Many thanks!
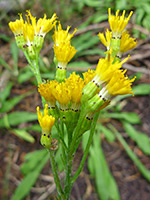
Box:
[0,0,150,199]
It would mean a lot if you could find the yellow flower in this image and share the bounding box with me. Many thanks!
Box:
[53,42,77,66]
[23,21,35,45]
[65,72,85,108]
[83,69,96,85]
[37,104,55,134]
[108,8,133,37]
[120,31,137,54]
[26,10,57,37]
[99,69,136,98]
[9,11,57,50]
[95,54,129,85]
[38,80,58,108]
[98,29,112,50]
[9,14,24,36]
[52,22,77,46]
[52,82,71,110]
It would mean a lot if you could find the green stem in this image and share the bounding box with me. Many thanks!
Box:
[68,109,86,159]
[71,112,99,184]
[64,155,72,200]
[23,50,46,106]
[47,149,65,199]
[63,126,74,200]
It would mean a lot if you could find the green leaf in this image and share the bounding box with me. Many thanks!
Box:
[104,112,141,124]
[85,0,103,7]
[122,121,150,155]
[0,112,37,128]
[133,84,150,95]
[26,124,41,132]
[68,61,91,68]
[111,126,150,182]
[0,82,13,103]
[96,124,115,142]
[0,56,11,71]
[78,48,104,56]
[72,32,99,57]
[10,41,19,76]
[92,14,108,23]
[11,153,49,200]
[21,149,47,175]
[18,70,33,84]
[87,132,120,200]
[0,34,11,42]
[12,129,35,143]
[0,92,32,113]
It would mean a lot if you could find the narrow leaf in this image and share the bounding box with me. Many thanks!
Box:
[0,112,37,128]
[87,133,120,200]
[0,82,13,103]
[0,92,32,113]
[104,112,141,124]
[11,153,49,200]
[12,129,35,143]
[97,124,115,142]
[111,125,150,181]
[122,121,150,155]
[21,149,47,175]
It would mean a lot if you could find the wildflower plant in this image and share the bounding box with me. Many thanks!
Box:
[9,9,137,200]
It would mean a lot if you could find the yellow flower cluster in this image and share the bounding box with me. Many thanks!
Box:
[98,29,137,56]
[92,53,135,99]
[98,9,137,59]
[38,70,95,111]
[9,11,57,49]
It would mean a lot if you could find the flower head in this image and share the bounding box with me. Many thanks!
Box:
[108,8,133,37]
[52,82,71,110]
[95,54,128,85]
[65,72,85,108]
[53,42,77,66]
[9,14,24,36]
[37,104,55,134]
[83,69,96,85]
[23,21,35,45]
[26,10,57,37]
[98,29,112,50]
[9,11,57,51]
[99,69,136,99]
[38,80,58,108]
[52,22,77,46]
[120,31,137,54]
